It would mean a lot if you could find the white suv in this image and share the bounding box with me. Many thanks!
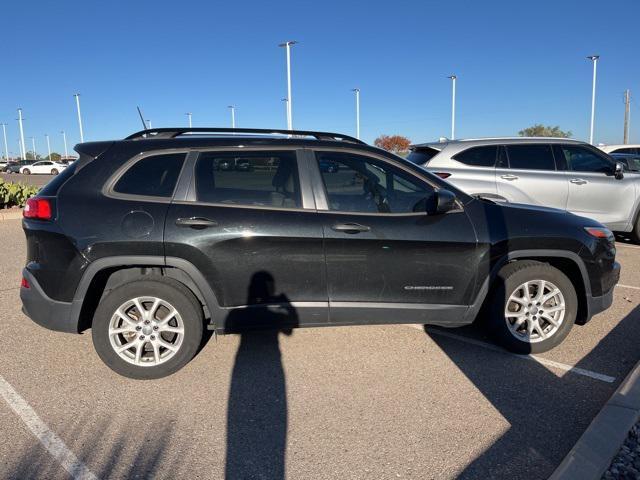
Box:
[408,137,640,241]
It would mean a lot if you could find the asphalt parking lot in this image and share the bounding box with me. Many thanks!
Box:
[0,173,55,188]
[0,218,639,479]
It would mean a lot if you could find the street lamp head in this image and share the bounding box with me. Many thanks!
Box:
[278,40,298,47]
[281,98,288,102]
[228,105,235,109]
[448,75,457,80]
[352,88,360,93]
[587,55,600,61]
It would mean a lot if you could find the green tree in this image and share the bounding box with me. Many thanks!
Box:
[47,152,62,162]
[518,124,572,138]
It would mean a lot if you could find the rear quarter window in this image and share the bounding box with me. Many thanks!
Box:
[407,148,440,165]
[113,153,186,198]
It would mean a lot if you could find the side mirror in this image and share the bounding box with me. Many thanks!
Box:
[424,189,457,214]
[615,162,625,180]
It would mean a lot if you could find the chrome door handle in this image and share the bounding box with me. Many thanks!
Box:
[175,217,218,228]
[500,174,519,181]
[331,223,371,234]
[570,178,587,185]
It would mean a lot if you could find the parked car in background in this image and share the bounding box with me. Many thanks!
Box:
[599,144,640,155]
[408,137,640,241]
[610,153,640,172]
[3,160,35,173]
[20,160,68,175]
[20,127,619,378]
[319,158,339,173]
[0,160,8,169]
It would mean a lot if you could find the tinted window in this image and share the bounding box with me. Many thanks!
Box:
[113,153,185,197]
[506,144,556,170]
[453,146,497,167]
[406,147,440,165]
[195,151,301,208]
[611,147,637,154]
[560,145,614,173]
[316,152,435,214]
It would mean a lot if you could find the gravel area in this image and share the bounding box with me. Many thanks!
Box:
[603,421,640,479]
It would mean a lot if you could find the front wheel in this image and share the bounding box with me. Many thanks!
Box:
[51,168,59,175]
[22,169,30,175]
[92,277,204,379]
[486,261,577,354]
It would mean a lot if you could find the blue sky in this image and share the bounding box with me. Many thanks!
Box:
[1,0,639,156]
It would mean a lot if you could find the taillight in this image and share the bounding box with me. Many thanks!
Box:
[584,227,614,239]
[23,198,52,220]
[21,277,30,289]
[434,172,451,179]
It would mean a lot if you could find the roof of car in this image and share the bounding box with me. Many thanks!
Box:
[411,137,585,150]
[599,144,640,152]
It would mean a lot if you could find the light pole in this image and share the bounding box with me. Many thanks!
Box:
[146,119,152,129]
[278,41,297,130]
[61,131,68,160]
[45,134,52,160]
[352,88,361,139]
[185,112,192,128]
[1,123,8,161]
[17,108,26,160]
[447,75,457,140]
[74,93,84,142]
[228,105,236,128]
[30,136,36,160]
[281,98,289,128]
[587,55,599,144]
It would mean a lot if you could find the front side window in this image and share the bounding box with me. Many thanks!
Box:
[506,144,556,171]
[113,153,186,197]
[194,151,301,208]
[453,146,497,167]
[560,145,613,173]
[316,152,435,214]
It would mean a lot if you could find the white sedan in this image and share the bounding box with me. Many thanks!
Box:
[20,161,68,175]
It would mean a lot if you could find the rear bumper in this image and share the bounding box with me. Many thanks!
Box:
[20,268,77,333]
[585,261,620,322]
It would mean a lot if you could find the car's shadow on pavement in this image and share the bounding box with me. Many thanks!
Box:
[425,303,640,479]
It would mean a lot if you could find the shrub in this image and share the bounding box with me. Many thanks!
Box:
[0,178,40,208]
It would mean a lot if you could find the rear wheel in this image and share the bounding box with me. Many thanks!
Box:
[51,168,59,175]
[22,169,30,175]
[486,261,577,354]
[630,214,640,244]
[92,277,204,379]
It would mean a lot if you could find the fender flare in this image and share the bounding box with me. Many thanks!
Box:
[70,256,223,330]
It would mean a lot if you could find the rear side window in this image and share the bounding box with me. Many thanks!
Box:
[452,146,497,167]
[407,148,440,165]
[194,151,301,208]
[506,144,555,171]
[113,153,186,198]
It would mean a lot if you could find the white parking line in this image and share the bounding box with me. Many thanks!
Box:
[617,284,640,291]
[407,325,616,383]
[0,374,98,480]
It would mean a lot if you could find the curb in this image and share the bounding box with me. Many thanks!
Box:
[550,360,640,479]
[0,209,23,221]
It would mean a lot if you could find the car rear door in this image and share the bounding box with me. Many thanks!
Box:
[556,144,637,230]
[164,148,327,330]
[496,143,569,210]
[308,148,480,326]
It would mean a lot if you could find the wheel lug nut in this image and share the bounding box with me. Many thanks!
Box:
[136,326,142,331]
[139,335,145,340]
[144,320,150,325]
[150,335,156,340]
[153,326,159,330]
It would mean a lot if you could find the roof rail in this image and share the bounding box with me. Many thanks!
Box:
[124,127,366,145]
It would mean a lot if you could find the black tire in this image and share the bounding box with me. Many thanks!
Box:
[92,277,204,379]
[51,169,59,175]
[486,260,577,354]
[630,214,640,244]
[22,169,30,175]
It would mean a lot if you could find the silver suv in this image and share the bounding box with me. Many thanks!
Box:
[408,137,640,240]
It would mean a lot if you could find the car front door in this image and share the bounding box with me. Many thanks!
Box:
[495,144,568,210]
[309,149,480,326]
[557,144,637,230]
[164,148,327,330]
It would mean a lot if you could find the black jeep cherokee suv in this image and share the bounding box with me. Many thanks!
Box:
[20,128,620,379]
